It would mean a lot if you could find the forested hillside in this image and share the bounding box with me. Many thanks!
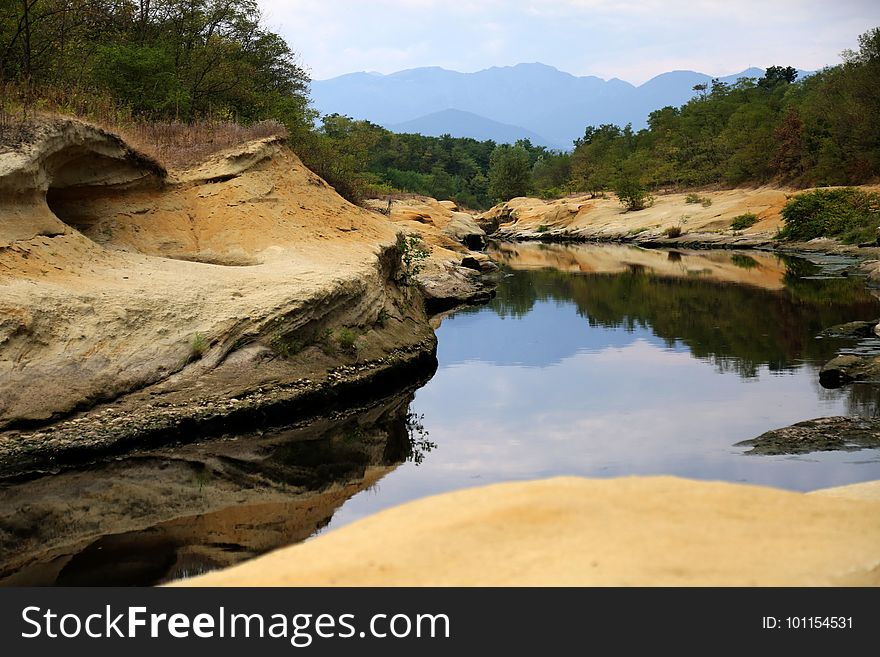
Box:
[2,4,878,210]
[1,0,310,128]
[569,36,880,197]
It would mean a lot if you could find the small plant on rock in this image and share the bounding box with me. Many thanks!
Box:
[337,328,359,354]
[685,193,712,207]
[395,233,430,284]
[664,222,684,238]
[189,332,208,359]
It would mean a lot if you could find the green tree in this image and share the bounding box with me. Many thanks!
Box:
[488,144,531,202]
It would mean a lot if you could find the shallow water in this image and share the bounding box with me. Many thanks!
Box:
[3,244,880,585]
[321,244,880,534]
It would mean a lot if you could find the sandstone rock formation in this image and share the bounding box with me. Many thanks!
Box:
[484,189,791,246]
[0,118,444,463]
[364,196,496,313]
[176,476,880,586]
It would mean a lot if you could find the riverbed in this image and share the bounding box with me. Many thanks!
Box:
[3,244,880,585]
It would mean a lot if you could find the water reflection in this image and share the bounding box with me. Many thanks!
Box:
[4,244,880,585]
[0,389,430,586]
[476,242,880,377]
[322,245,880,534]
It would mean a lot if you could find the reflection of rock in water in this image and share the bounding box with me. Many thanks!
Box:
[0,389,430,586]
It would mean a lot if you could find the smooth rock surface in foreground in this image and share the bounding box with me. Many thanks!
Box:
[176,476,880,586]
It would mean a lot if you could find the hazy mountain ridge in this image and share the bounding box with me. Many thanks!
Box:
[311,63,807,149]
[386,109,560,149]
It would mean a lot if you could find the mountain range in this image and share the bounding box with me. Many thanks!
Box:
[310,63,808,150]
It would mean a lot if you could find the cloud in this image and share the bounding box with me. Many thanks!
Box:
[259,0,880,82]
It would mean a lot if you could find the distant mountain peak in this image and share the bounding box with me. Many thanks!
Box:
[311,63,806,148]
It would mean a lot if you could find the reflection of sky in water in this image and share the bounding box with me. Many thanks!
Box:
[324,279,880,533]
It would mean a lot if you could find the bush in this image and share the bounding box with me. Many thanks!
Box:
[536,225,549,233]
[778,188,880,243]
[271,336,304,358]
[685,193,712,207]
[337,328,358,354]
[395,233,430,284]
[664,225,683,238]
[189,332,208,358]
[730,213,758,230]
[614,179,654,211]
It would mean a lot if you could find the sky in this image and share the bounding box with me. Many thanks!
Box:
[258,0,880,84]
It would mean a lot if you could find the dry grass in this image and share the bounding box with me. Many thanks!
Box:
[117,120,288,169]
[0,81,288,169]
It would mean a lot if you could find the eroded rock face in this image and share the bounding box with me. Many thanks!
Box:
[363,196,496,314]
[365,196,487,252]
[0,120,165,243]
[0,118,435,450]
[483,189,790,245]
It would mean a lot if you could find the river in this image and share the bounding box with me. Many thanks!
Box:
[3,244,880,585]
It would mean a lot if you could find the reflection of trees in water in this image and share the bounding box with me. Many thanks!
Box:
[462,259,880,383]
[842,383,880,417]
[404,412,436,466]
[807,377,880,417]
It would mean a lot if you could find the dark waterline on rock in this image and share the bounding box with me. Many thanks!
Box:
[3,244,880,585]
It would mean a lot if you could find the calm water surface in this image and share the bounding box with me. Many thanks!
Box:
[322,243,880,534]
[4,244,880,585]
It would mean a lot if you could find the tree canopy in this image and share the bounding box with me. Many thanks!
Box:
[1,1,311,127]
[2,9,878,209]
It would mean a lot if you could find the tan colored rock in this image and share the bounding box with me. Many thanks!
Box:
[485,188,798,243]
[0,118,434,441]
[176,476,880,587]
[364,196,495,313]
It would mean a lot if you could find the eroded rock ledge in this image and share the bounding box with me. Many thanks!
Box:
[0,118,492,462]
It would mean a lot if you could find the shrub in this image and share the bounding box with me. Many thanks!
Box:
[337,328,358,354]
[730,213,758,230]
[189,332,208,358]
[685,193,712,207]
[536,225,549,233]
[778,188,880,243]
[664,225,683,238]
[395,233,430,284]
[272,336,304,358]
[614,179,654,211]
